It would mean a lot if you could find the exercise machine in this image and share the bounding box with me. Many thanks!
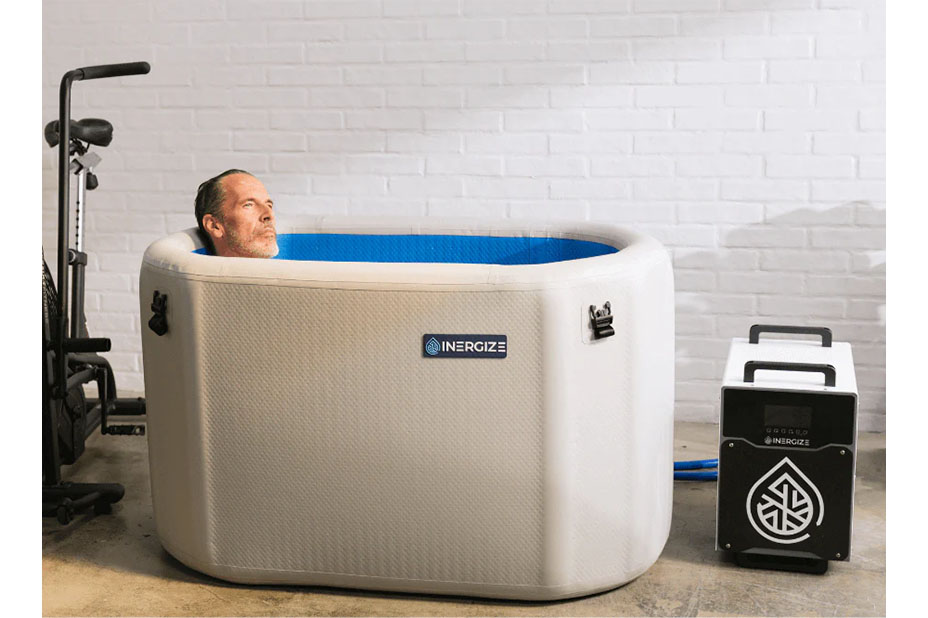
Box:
[42,62,151,525]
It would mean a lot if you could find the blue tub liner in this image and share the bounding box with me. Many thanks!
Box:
[194,233,618,265]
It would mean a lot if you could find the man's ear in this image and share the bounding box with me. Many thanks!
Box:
[202,214,224,240]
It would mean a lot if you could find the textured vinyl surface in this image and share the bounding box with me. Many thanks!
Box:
[140,219,675,599]
[197,284,545,585]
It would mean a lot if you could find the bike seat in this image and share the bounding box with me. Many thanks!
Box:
[44,118,113,148]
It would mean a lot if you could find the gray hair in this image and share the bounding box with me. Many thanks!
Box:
[194,169,253,253]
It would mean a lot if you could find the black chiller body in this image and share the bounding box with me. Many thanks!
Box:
[716,325,858,574]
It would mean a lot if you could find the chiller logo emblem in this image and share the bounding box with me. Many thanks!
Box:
[746,457,824,545]
[425,337,441,356]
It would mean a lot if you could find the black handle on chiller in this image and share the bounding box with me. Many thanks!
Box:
[749,324,832,348]
[743,361,836,387]
[76,61,151,81]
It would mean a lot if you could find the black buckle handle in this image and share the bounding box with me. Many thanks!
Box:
[589,302,615,339]
[148,291,168,336]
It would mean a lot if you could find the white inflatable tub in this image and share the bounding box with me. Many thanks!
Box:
[139,217,675,600]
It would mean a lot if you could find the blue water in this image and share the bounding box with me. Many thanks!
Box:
[194,233,618,265]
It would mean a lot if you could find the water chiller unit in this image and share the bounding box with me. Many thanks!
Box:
[716,325,858,574]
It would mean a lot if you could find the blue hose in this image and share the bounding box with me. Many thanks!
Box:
[674,458,718,471]
[673,458,719,481]
[674,470,718,481]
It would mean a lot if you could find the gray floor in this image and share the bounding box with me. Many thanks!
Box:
[42,422,885,616]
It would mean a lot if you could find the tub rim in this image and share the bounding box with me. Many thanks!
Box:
[142,216,668,289]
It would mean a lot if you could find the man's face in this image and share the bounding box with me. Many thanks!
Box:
[206,174,278,258]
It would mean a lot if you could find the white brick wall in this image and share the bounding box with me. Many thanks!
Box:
[42,0,886,430]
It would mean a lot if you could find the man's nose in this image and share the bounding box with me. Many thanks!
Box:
[261,203,274,222]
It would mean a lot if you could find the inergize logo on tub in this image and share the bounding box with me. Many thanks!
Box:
[422,334,507,358]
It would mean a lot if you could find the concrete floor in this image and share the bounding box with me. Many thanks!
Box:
[42,422,885,616]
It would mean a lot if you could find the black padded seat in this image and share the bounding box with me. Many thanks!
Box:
[44,118,113,148]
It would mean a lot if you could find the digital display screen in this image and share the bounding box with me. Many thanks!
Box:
[764,404,812,429]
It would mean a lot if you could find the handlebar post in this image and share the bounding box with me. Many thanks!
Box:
[51,61,150,398]
[55,70,80,398]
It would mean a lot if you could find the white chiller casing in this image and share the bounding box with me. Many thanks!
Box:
[139,217,675,600]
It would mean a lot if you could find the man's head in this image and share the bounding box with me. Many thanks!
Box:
[195,169,278,258]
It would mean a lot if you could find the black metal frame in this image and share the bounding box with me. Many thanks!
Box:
[43,62,151,525]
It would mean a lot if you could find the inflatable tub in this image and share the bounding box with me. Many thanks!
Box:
[139,217,675,600]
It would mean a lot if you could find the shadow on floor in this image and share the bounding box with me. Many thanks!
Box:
[158,547,623,609]
[856,447,885,489]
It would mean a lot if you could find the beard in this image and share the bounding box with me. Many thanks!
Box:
[226,226,278,258]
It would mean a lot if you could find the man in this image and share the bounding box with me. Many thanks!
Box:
[194,169,278,258]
